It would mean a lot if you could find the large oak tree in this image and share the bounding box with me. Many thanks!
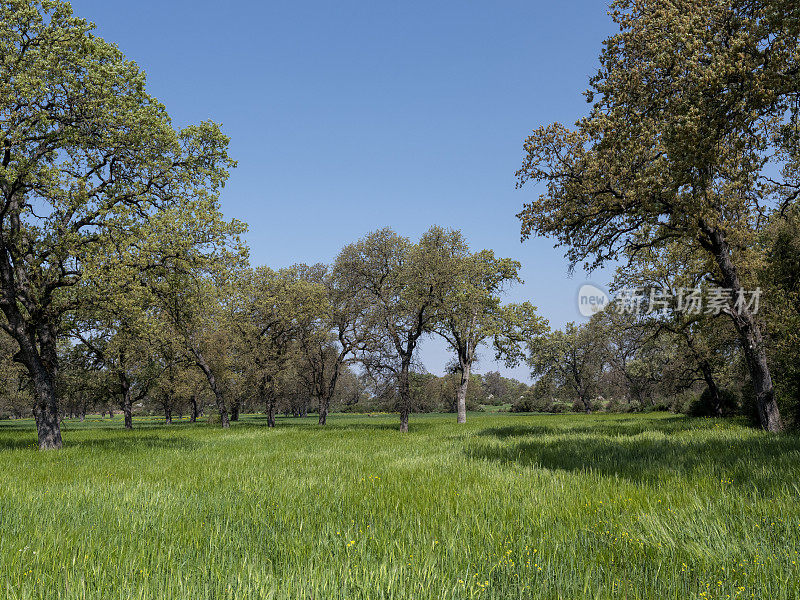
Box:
[516,0,799,431]
[0,1,235,448]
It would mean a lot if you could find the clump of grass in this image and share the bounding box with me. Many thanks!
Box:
[0,412,798,599]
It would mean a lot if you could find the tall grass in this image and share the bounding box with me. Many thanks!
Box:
[0,413,798,599]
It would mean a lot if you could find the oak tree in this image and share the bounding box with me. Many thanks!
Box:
[517,0,800,430]
[0,0,235,447]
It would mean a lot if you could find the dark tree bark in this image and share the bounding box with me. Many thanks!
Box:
[318,402,329,426]
[191,347,229,428]
[14,325,62,448]
[31,376,61,450]
[701,223,782,431]
[700,361,723,417]
[120,374,133,429]
[189,395,198,423]
[260,377,277,427]
[0,186,62,449]
[123,391,133,429]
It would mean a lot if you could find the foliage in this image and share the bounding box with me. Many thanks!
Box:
[515,0,800,431]
[688,388,740,418]
[0,0,240,447]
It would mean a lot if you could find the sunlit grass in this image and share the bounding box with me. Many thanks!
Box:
[1,412,798,599]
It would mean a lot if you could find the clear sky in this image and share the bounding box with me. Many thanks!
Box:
[69,0,617,381]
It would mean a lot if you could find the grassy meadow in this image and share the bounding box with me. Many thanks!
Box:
[1,412,799,600]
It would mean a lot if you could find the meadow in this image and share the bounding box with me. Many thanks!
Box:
[1,412,799,600]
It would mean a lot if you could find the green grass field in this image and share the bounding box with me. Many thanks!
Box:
[1,413,799,599]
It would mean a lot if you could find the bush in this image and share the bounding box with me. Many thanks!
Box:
[669,391,698,415]
[550,401,572,414]
[571,399,593,413]
[511,390,554,413]
[647,398,673,412]
[688,387,739,417]
[206,412,221,426]
[607,397,632,413]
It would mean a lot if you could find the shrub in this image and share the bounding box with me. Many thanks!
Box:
[571,399,593,413]
[511,389,553,413]
[607,397,632,413]
[688,388,739,417]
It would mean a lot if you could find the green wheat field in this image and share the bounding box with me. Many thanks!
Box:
[1,413,799,599]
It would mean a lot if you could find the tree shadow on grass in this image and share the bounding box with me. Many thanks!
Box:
[469,424,800,495]
[0,432,198,453]
[479,416,712,440]
[70,435,199,453]
[0,437,40,451]
[240,415,438,434]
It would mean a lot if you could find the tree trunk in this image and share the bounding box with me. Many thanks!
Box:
[267,400,276,428]
[456,358,471,425]
[230,400,240,422]
[22,336,63,450]
[318,359,342,426]
[701,224,782,431]
[700,362,723,417]
[122,387,133,430]
[164,403,173,425]
[398,359,411,433]
[192,347,229,428]
[190,395,198,423]
[32,375,62,450]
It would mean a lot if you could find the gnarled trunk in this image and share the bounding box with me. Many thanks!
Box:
[32,374,61,450]
[700,361,723,417]
[318,356,342,426]
[15,327,63,449]
[191,347,229,428]
[701,223,782,431]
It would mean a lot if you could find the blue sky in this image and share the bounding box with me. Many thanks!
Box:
[70,0,617,381]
